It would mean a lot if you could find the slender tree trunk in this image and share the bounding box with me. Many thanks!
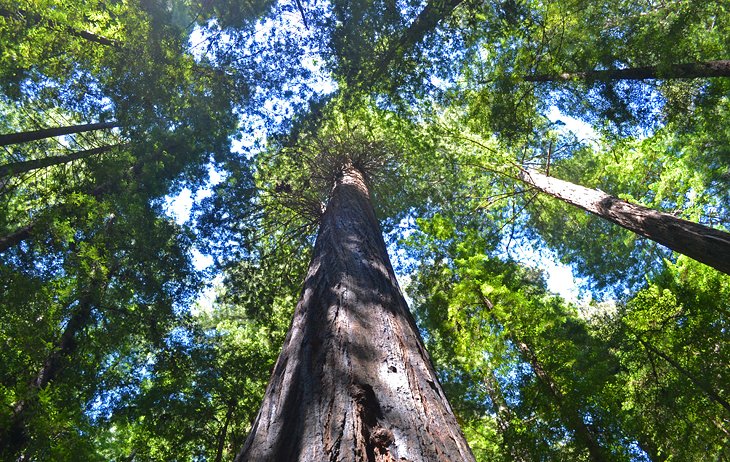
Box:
[0,143,166,253]
[0,144,118,178]
[1,289,98,458]
[519,169,730,275]
[638,338,730,415]
[0,7,121,48]
[215,399,236,462]
[0,224,33,253]
[514,339,608,462]
[0,121,118,147]
[236,165,475,461]
[524,60,730,82]
[479,295,608,462]
[366,0,463,87]
[483,371,528,462]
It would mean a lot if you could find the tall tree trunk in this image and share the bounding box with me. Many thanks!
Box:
[479,295,608,462]
[215,399,236,462]
[482,371,528,462]
[514,339,608,462]
[0,121,118,147]
[0,7,121,48]
[1,287,99,458]
[638,338,730,415]
[518,169,730,275]
[0,144,118,178]
[524,60,730,82]
[236,165,475,461]
[366,0,463,88]
[0,143,167,253]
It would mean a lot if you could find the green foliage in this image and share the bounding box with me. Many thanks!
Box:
[2,0,730,460]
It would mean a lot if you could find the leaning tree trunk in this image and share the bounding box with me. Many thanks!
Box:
[483,371,528,462]
[637,338,730,415]
[236,165,475,461]
[478,294,608,462]
[519,169,730,275]
[1,279,104,459]
[0,144,118,178]
[0,121,118,147]
[524,60,730,82]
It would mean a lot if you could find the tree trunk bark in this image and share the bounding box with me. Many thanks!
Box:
[518,169,730,275]
[0,121,118,147]
[0,144,117,178]
[236,165,475,461]
[524,60,730,82]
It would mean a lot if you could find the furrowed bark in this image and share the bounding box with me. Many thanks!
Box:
[0,144,118,178]
[0,121,118,147]
[236,165,475,461]
[524,60,730,82]
[519,169,730,275]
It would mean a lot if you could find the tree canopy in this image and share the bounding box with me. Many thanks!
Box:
[1,0,728,460]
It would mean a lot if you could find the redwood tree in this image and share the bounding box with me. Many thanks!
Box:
[236,163,475,461]
[518,169,730,276]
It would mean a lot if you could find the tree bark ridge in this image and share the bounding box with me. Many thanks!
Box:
[236,165,474,461]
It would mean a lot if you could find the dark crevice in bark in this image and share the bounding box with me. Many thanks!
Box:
[236,164,474,461]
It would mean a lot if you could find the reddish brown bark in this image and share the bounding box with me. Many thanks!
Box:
[524,60,730,82]
[0,121,118,147]
[236,165,474,461]
[519,169,730,275]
